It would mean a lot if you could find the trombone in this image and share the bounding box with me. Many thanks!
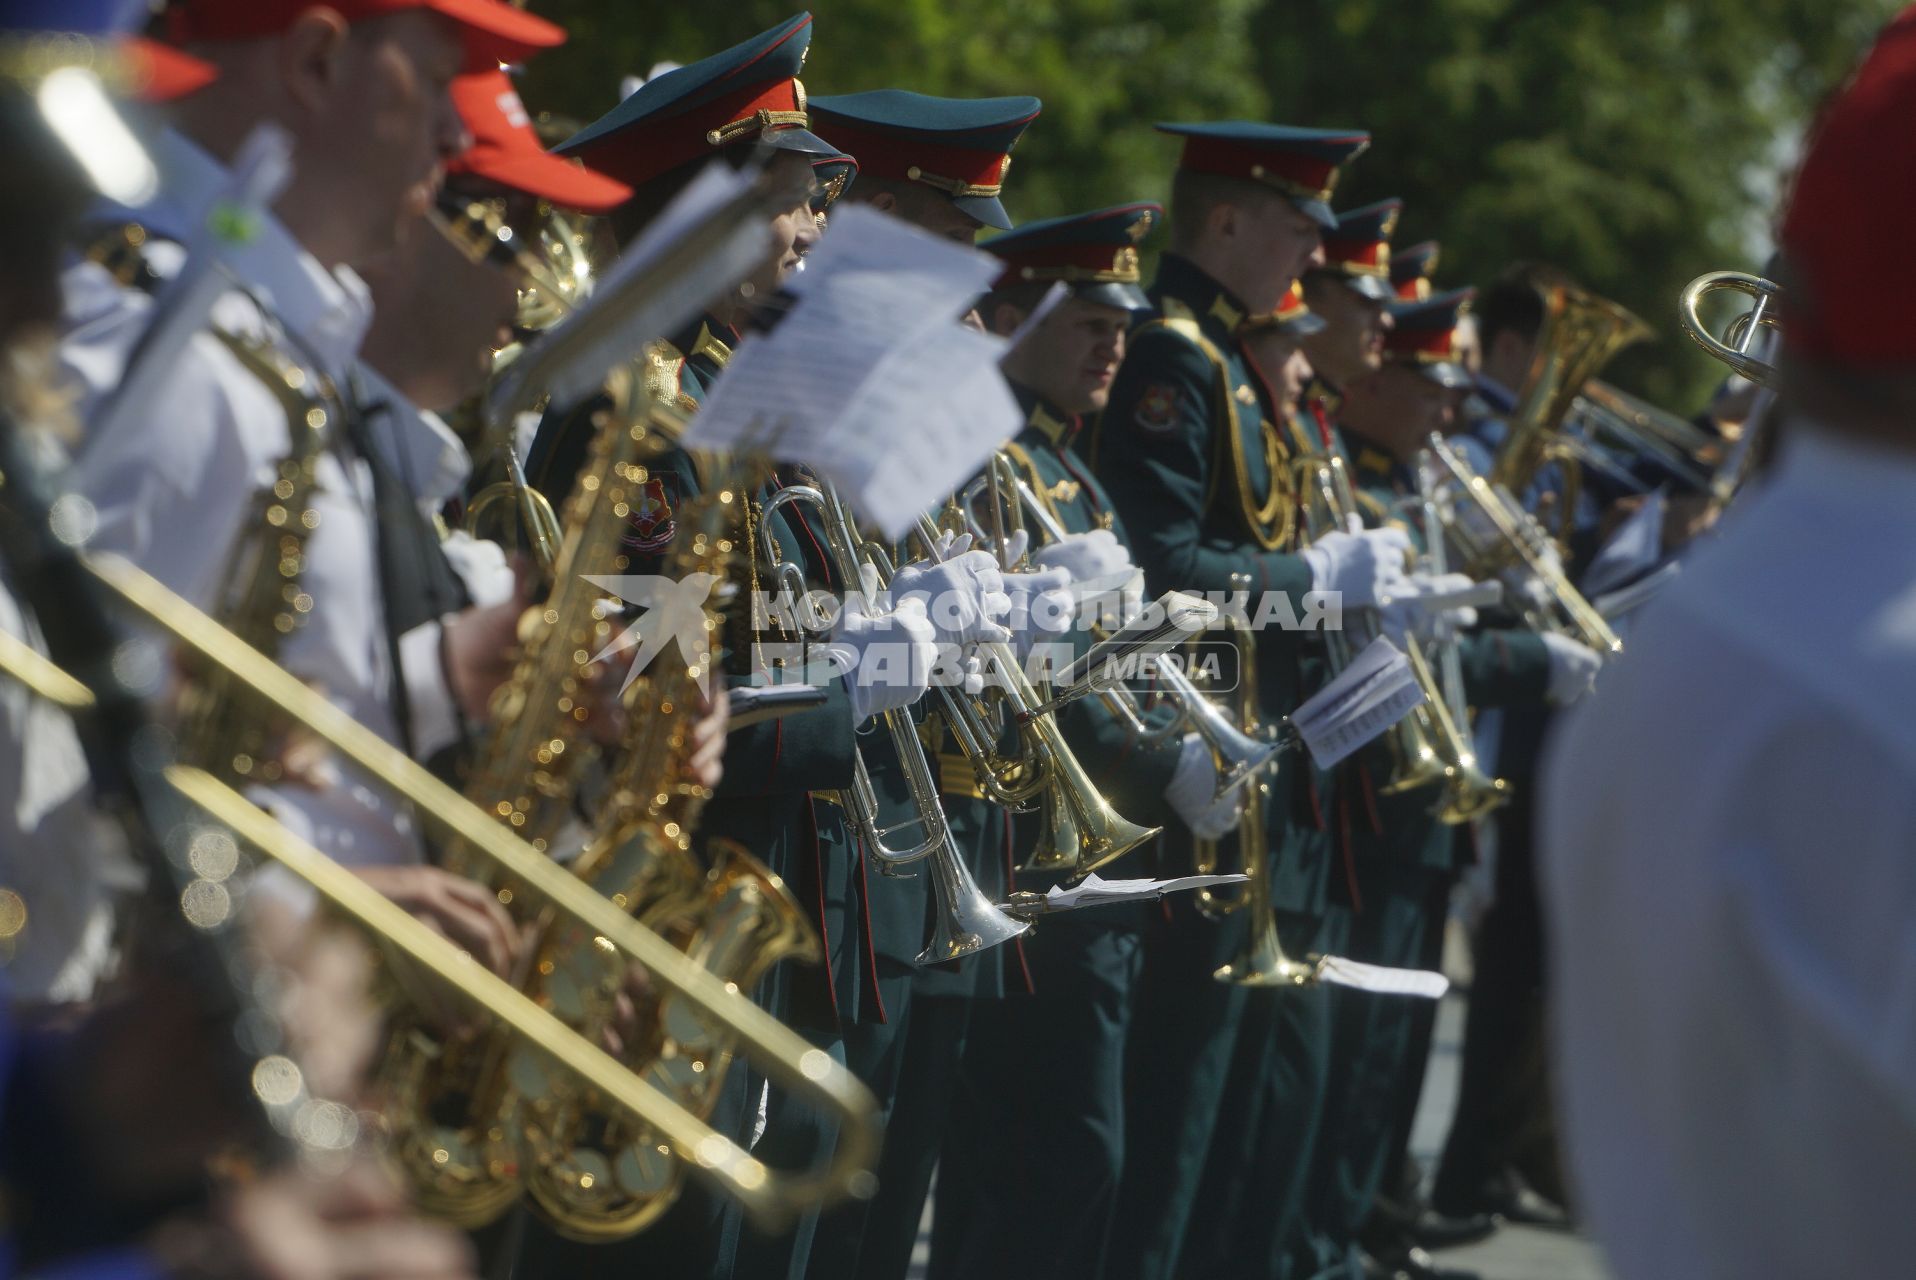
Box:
[957,454,1282,805]
[756,482,1032,964]
[72,551,882,1230]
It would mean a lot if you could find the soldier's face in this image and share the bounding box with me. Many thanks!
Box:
[360,207,520,412]
[1384,365,1455,438]
[1231,195,1322,313]
[1244,331,1313,407]
[1302,282,1392,385]
[1002,296,1130,414]
[749,152,823,298]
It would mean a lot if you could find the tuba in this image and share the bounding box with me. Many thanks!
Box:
[1490,283,1652,537]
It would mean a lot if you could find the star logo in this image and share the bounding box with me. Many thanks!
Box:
[584,573,722,696]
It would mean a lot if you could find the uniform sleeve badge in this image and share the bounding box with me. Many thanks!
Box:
[1136,383,1183,433]
[623,476,679,553]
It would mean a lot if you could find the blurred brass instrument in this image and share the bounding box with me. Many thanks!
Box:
[78,550,881,1230]
[1679,270,1781,389]
[958,453,1282,826]
[1424,433,1623,659]
[1491,283,1652,534]
[1562,380,1723,495]
[757,482,1032,963]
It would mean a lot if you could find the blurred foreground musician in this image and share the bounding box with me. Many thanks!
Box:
[1545,10,1916,1276]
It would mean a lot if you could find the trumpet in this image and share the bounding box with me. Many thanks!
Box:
[957,454,1282,809]
[1679,270,1781,389]
[757,482,1031,964]
[1186,593,1310,983]
[890,507,1161,884]
[1423,433,1623,659]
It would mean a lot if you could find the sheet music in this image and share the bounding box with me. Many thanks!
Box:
[1291,636,1425,770]
[1315,956,1450,999]
[683,205,1022,538]
[1023,872,1251,914]
[1582,487,1666,597]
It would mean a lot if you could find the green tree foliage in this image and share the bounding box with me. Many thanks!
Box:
[517,0,1897,407]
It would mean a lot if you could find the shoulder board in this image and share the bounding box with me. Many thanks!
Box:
[645,339,700,415]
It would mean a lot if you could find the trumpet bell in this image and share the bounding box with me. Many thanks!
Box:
[917,853,1031,965]
[1018,786,1083,873]
[1213,922,1316,988]
[1065,802,1161,884]
[1199,707,1285,802]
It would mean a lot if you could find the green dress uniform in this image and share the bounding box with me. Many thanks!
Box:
[799,88,1044,1280]
[933,200,1189,1280]
[1288,289,1554,1280]
[507,20,863,1280]
[1080,119,1370,1280]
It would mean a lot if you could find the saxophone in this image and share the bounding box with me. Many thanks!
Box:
[518,450,820,1242]
[382,357,674,1227]
[176,331,339,780]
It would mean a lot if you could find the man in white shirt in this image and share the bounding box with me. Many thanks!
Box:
[1542,11,1916,1276]
[58,0,562,967]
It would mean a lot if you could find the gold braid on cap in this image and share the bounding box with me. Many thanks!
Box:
[906,153,1011,199]
[705,79,811,146]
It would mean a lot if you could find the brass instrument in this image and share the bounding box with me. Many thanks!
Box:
[1182,585,1308,979]
[1572,380,1724,491]
[80,551,881,1229]
[1424,433,1623,659]
[1491,283,1652,536]
[958,454,1282,821]
[757,482,1032,963]
[520,451,819,1241]
[1679,270,1781,389]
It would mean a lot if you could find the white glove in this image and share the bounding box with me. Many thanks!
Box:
[890,544,1013,647]
[1031,528,1134,583]
[1540,631,1602,706]
[1377,571,1482,646]
[1003,566,1075,659]
[827,564,938,724]
[1164,733,1241,840]
[1300,519,1413,610]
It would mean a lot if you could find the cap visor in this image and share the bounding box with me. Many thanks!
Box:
[953,192,1013,232]
[1343,273,1394,303]
[762,126,840,161]
[1293,195,1338,230]
[1075,281,1152,313]
[1416,360,1472,390]
[126,38,218,103]
[427,0,567,69]
[1282,311,1328,338]
[469,151,634,215]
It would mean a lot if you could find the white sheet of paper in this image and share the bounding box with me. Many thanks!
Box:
[1039,872,1250,911]
[1582,486,1666,597]
[682,205,1022,538]
[1594,559,1682,619]
[1315,956,1450,999]
[1291,636,1425,770]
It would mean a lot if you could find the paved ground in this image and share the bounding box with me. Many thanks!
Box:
[907,922,1613,1279]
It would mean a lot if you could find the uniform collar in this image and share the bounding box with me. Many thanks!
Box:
[1153,253,1250,345]
[96,128,373,379]
[1010,380,1076,446]
[669,313,738,369]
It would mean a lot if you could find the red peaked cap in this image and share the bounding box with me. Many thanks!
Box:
[1780,5,1916,365]
[166,0,564,72]
[447,70,632,214]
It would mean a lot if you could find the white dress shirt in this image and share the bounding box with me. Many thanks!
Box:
[58,129,461,875]
[1542,424,1916,1280]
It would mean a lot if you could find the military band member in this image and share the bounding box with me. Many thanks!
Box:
[802,87,1047,1280]
[1299,287,1593,1280]
[930,202,1244,1280]
[1390,239,1442,303]
[1082,121,1413,1280]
